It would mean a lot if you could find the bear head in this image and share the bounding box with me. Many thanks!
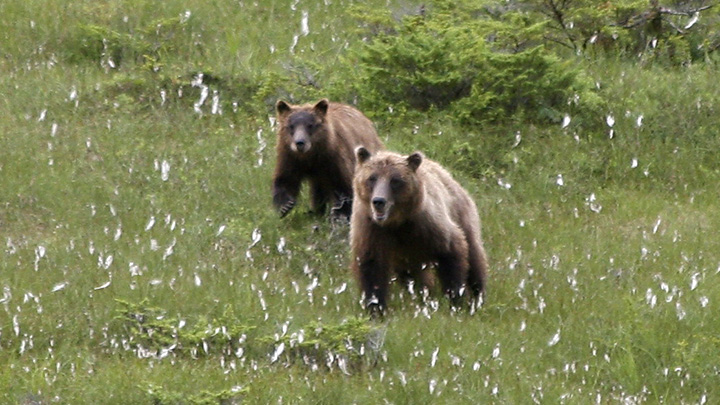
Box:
[276,99,330,155]
[354,147,424,227]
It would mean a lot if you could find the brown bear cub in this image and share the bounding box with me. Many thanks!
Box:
[273,99,384,219]
[350,147,488,315]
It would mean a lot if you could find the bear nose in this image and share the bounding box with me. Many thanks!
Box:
[295,140,306,151]
[372,197,386,210]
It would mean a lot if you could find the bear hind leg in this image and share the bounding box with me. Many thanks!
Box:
[466,235,488,305]
[395,266,432,298]
[436,252,468,307]
[309,180,328,215]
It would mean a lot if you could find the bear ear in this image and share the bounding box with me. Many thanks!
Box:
[355,146,372,164]
[276,100,292,117]
[313,99,329,117]
[407,152,423,172]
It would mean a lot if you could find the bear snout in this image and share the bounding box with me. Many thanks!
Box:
[291,138,311,153]
[370,196,392,223]
[372,197,386,210]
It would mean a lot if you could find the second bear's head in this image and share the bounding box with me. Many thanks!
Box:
[276,99,330,155]
[353,147,424,226]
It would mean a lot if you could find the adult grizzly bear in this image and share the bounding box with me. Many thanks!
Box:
[350,147,488,314]
[273,99,383,218]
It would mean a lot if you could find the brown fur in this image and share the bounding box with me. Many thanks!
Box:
[350,148,488,314]
[272,99,384,218]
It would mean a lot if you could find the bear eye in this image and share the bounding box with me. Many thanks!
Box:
[288,124,295,132]
[390,177,405,190]
[367,174,378,187]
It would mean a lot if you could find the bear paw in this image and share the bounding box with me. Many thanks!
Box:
[330,194,352,219]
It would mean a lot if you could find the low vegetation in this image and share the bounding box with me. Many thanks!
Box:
[2,0,719,403]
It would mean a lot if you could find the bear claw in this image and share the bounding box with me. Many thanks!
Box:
[279,199,296,218]
[330,195,352,219]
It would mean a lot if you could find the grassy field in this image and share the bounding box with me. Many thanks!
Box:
[2,0,720,403]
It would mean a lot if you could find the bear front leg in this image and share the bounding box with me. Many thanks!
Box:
[273,175,301,218]
[355,257,390,317]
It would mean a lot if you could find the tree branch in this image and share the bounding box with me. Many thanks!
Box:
[541,0,578,51]
[662,17,685,35]
[618,2,717,30]
[659,4,715,17]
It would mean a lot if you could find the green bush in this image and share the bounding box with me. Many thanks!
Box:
[344,4,603,127]
[352,16,475,111]
[451,47,589,124]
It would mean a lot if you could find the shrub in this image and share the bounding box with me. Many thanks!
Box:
[345,3,603,127]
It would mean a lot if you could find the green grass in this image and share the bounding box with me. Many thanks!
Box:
[2,0,720,403]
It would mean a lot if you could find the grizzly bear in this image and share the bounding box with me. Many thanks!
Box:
[350,147,488,314]
[272,99,384,218]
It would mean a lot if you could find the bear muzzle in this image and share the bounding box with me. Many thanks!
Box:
[372,197,386,210]
[290,129,311,153]
[292,139,311,153]
[371,197,393,224]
